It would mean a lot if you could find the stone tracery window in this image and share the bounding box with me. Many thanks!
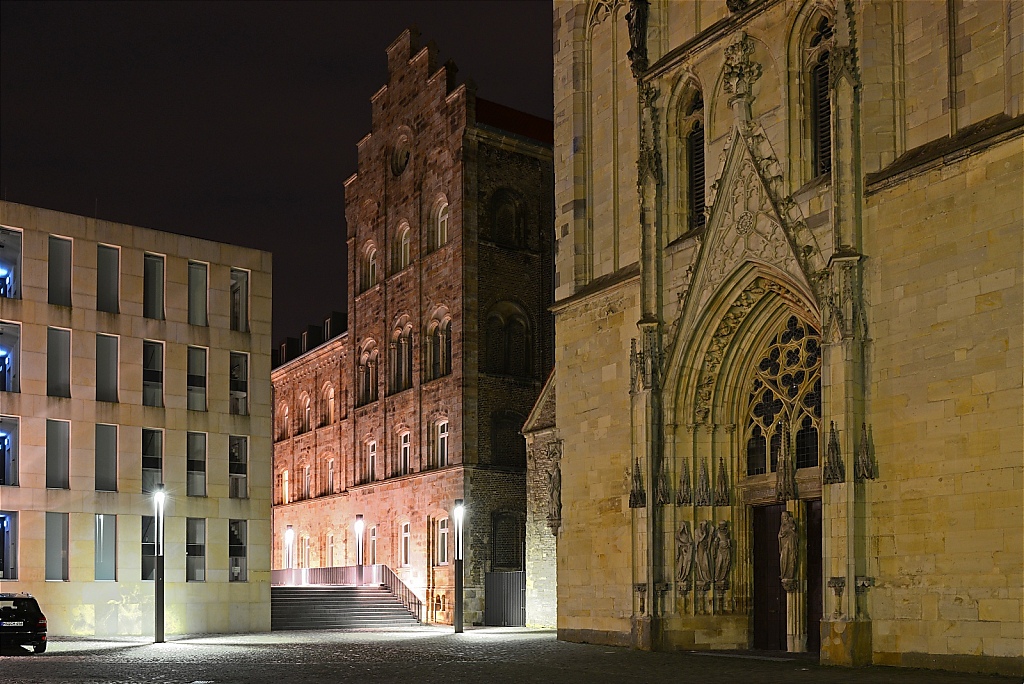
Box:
[745,315,822,476]
[808,16,834,178]
[682,91,705,232]
[431,200,450,251]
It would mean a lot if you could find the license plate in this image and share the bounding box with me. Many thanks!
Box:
[1,620,24,626]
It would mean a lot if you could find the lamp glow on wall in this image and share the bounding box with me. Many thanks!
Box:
[453,498,465,634]
[354,514,365,586]
[153,484,166,643]
[284,524,295,570]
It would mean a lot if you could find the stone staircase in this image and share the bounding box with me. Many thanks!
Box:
[270,584,421,631]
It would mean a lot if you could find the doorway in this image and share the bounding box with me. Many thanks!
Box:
[752,501,823,651]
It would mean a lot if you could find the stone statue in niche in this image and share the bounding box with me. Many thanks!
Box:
[624,0,650,78]
[675,521,694,586]
[779,510,798,591]
[546,461,561,531]
[694,520,714,589]
[713,521,732,588]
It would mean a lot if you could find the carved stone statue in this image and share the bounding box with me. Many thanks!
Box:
[779,510,798,587]
[547,462,562,524]
[675,521,694,584]
[713,521,732,586]
[625,0,650,77]
[694,520,713,587]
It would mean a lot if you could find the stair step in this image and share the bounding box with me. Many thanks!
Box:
[270,584,421,631]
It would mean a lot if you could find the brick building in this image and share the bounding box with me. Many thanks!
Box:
[271,29,553,626]
[539,0,1022,676]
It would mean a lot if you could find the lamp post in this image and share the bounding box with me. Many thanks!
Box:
[354,514,365,586]
[154,484,166,643]
[453,498,465,633]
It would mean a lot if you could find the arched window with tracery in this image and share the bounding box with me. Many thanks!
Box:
[425,311,453,381]
[744,315,822,476]
[485,303,532,377]
[487,189,526,248]
[393,223,412,273]
[360,243,378,292]
[431,200,449,251]
[277,404,290,441]
[683,91,705,232]
[320,385,335,427]
[299,394,311,434]
[389,321,413,394]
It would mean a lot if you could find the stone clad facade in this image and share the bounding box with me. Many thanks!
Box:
[541,0,1022,675]
[0,201,273,636]
[272,30,553,626]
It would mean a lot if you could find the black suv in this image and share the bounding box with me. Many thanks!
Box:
[0,592,47,654]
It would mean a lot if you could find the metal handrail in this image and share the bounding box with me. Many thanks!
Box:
[378,564,423,623]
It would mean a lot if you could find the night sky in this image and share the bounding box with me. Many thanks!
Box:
[0,1,552,343]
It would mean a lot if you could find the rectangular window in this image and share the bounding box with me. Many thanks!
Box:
[48,236,72,307]
[187,432,207,496]
[400,432,411,475]
[326,458,334,495]
[95,514,116,581]
[229,519,247,582]
[143,254,164,319]
[45,419,70,489]
[367,441,377,482]
[142,340,163,407]
[282,470,289,504]
[95,423,117,491]
[142,515,156,580]
[96,244,119,313]
[186,518,206,582]
[47,327,71,397]
[369,526,377,565]
[327,533,335,567]
[229,436,248,499]
[0,321,20,393]
[230,268,249,332]
[438,421,449,468]
[230,352,248,415]
[142,428,162,494]
[401,522,410,567]
[45,512,69,581]
[303,465,311,500]
[0,227,23,299]
[187,346,207,411]
[0,510,18,579]
[0,415,19,487]
[437,518,449,565]
[188,262,208,326]
[96,333,118,402]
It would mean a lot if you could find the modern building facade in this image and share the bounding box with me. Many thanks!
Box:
[536,0,1022,676]
[0,201,273,636]
[271,29,554,626]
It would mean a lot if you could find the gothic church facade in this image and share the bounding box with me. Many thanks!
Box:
[535,0,1022,675]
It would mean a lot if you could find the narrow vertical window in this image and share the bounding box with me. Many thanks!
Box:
[229,436,248,499]
[95,423,118,492]
[187,432,207,496]
[48,236,72,307]
[812,52,832,177]
[303,464,311,499]
[0,320,20,393]
[687,120,706,231]
[96,244,119,313]
[47,327,71,397]
[436,202,449,248]
[0,511,19,579]
[45,512,69,581]
[141,428,163,494]
[437,518,449,565]
[400,432,411,476]
[282,470,289,504]
[143,254,164,320]
[45,419,70,489]
[230,352,248,415]
[188,262,208,326]
[142,341,163,407]
[96,333,118,403]
[187,346,207,411]
[142,515,157,580]
[368,441,377,482]
[0,227,23,300]
[230,269,250,332]
[95,514,116,581]
[0,415,19,487]
[401,522,410,567]
[327,533,335,567]
[229,519,247,581]
[369,526,377,565]
[326,458,335,495]
[438,421,449,468]
[186,518,206,582]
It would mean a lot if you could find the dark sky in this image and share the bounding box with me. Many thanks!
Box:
[0,1,552,343]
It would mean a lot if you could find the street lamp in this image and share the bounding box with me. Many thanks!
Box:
[453,498,465,634]
[153,484,166,643]
[354,514,365,586]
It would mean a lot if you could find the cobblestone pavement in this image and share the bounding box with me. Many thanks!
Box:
[0,627,1017,683]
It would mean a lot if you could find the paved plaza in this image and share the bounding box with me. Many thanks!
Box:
[0,627,1017,683]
